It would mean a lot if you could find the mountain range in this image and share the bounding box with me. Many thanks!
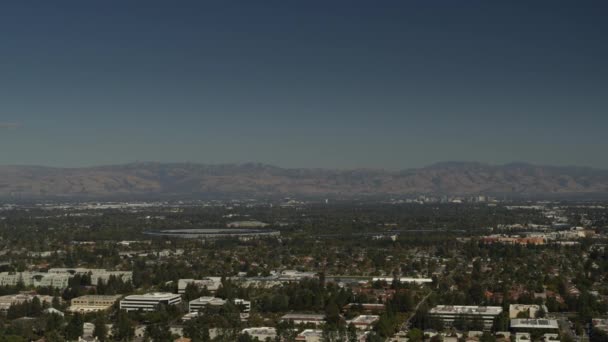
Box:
[1,162,608,199]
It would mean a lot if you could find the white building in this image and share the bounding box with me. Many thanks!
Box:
[188,296,251,314]
[177,277,222,294]
[234,298,251,313]
[0,293,54,311]
[372,277,433,284]
[120,293,181,312]
[509,304,547,319]
[429,305,503,330]
[0,272,71,289]
[510,319,559,331]
[241,327,276,341]
[189,296,226,313]
[347,315,380,330]
[296,329,323,342]
[281,313,326,326]
[47,268,132,284]
[516,332,531,342]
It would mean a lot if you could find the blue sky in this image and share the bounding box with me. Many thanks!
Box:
[1,1,607,169]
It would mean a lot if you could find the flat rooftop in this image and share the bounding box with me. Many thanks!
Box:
[189,296,226,305]
[281,313,326,320]
[350,315,380,324]
[123,292,180,300]
[511,319,559,329]
[430,305,503,315]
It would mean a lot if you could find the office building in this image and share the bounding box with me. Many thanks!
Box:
[177,278,222,294]
[120,292,181,312]
[68,295,122,313]
[429,305,503,330]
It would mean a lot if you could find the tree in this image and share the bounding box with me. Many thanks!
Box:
[94,312,108,342]
[590,328,608,342]
[407,328,424,342]
[325,300,342,327]
[52,296,62,310]
[347,323,358,342]
[45,312,65,334]
[65,313,84,340]
[31,296,42,316]
[145,321,172,342]
[44,330,65,342]
[112,311,135,341]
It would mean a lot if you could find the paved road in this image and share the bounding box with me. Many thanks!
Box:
[401,290,433,331]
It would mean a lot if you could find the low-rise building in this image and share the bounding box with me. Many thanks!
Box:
[509,304,547,319]
[0,272,71,289]
[0,293,53,311]
[429,305,503,330]
[120,293,181,312]
[343,303,385,313]
[241,327,276,340]
[47,268,132,284]
[68,295,121,313]
[510,319,559,332]
[347,315,379,330]
[177,278,222,294]
[592,318,608,333]
[372,277,433,284]
[281,313,326,326]
[234,298,251,313]
[188,297,226,313]
[296,329,323,342]
[188,296,251,314]
[543,333,560,341]
[515,332,531,342]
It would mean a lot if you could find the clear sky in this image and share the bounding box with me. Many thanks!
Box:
[1,1,607,169]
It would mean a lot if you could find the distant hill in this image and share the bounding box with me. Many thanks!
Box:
[1,161,608,199]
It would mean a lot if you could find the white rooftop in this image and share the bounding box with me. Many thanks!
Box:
[430,305,503,315]
[123,292,179,300]
[511,319,559,329]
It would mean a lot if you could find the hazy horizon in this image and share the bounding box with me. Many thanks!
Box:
[1,1,607,169]
[1,159,607,172]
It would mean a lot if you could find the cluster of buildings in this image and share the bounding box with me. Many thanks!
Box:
[0,268,132,289]
[427,305,559,335]
[0,292,53,311]
[175,271,318,293]
[187,296,250,314]
[481,227,596,246]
